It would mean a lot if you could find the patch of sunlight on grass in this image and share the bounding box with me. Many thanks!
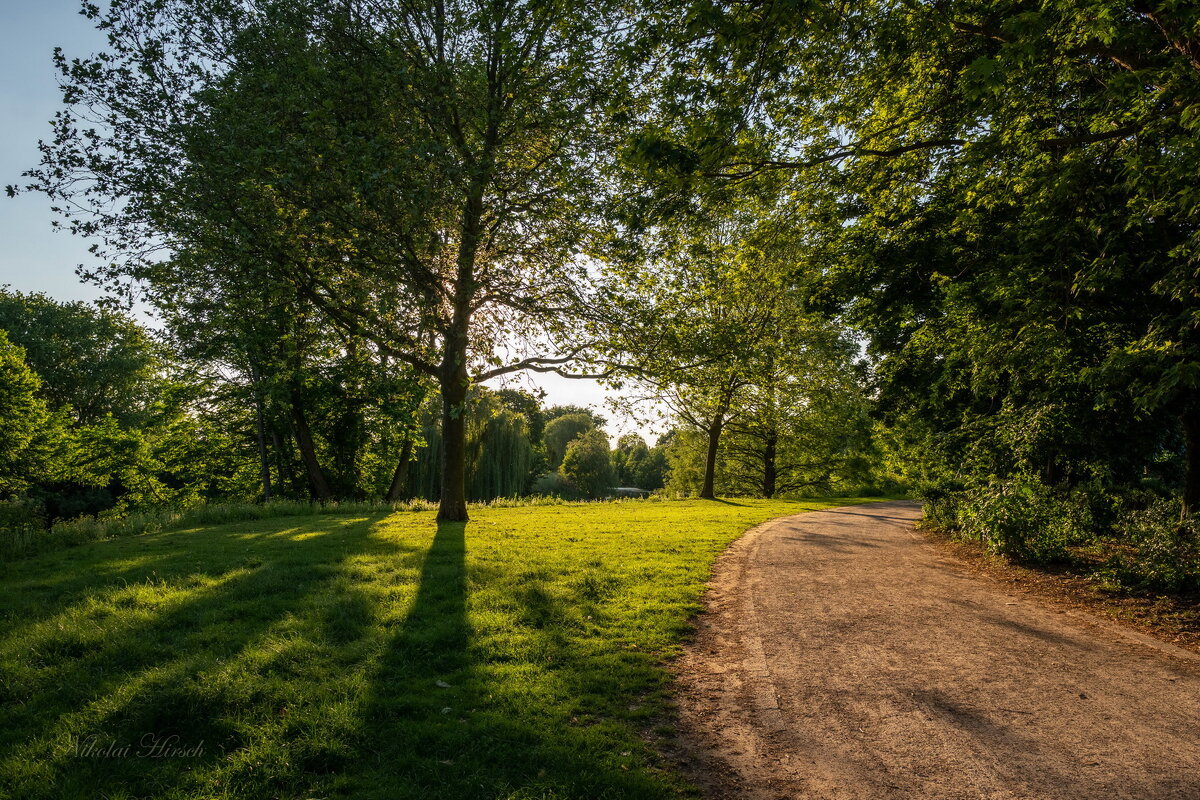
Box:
[0,496,891,799]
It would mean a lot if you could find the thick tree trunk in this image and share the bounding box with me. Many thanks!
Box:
[290,388,333,502]
[1183,406,1200,521]
[700,414,725,500]
[762,431,778,499]
[438,364,470,521]
[437,183,484,522]
[385,435,415,503]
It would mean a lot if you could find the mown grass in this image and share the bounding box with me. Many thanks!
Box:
[0,497,885,799]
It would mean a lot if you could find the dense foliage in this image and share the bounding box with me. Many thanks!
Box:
[619,0,1199,582]
[8,0,1197,587]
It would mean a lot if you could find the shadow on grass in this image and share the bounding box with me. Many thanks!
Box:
[349,521,470,794]
[2,515,685,799]
[0,514,413,800]
[346,522,678,799]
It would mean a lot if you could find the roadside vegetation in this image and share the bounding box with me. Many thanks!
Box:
[0,497,881,800]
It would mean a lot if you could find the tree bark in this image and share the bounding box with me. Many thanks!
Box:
[385,435,416,503]
[700,414,725,500]
[289,387,333,502]
[762,430,778,499]
[438,362,470,521]
[437,182,484,522]
[250,365,272,502]
[1183,405,1200,521]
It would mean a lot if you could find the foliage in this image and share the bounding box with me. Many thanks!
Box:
[626,0,1200,565]
[18,0,636,520]
[543,405,608,431]
[0,291,161,427]
[530,471,586,500]
[561,430,615,498]
[0,498,882,799]
[612,434,669,490]
[0,332,53,496]
[1100,496,1200,592]
[543,413,597,470]
[953,477,1093,564]
[466,409,536,501]
[0,297,262,523]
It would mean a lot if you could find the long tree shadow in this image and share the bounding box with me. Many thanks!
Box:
[347,522,679,800]
[350,520,472,795]
[0,513,414,800]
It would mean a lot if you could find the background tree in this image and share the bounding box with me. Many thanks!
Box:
[561,429,614,499]
[0,291,160,427]
[720,313,870,498]
[543,413,597,470]
[0,332,54,497]
[599,197,811,499]
[629,1,1200,535]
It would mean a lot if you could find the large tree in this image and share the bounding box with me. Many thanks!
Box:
[636,1,1200,518]
[17,0,627,520]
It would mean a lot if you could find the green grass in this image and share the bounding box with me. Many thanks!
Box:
[0,497,885,799]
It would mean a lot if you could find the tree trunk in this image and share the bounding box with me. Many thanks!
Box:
[249,363,273,502]
[290,387,333,502]
[762,431,778,499]
[1183,405,1200,521]
[437,182,484,522]
[700,414,725,500]
[438,364,470,521]
[385,435,416,503]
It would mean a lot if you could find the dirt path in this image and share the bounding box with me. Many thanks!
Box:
[673,501,1200,800]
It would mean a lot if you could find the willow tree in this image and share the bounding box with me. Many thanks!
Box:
[17,0,627,520]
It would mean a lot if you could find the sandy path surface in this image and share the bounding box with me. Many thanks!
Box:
[673,500,1200,800]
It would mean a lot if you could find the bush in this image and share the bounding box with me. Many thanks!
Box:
[530,472,584,499]
[944,477,1092,563]
[917,480,966,530]
[1099,497,1200,592]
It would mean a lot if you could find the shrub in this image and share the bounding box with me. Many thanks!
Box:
[1100,497,1200,592]
[530,472,583,499]
[953,477,1091,563]
[917,480,966,530]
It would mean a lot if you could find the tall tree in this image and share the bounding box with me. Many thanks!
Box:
[600,201,788,499]
[17,0,628,520]
[635,1,1200,519]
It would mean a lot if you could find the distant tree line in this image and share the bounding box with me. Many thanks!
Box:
[0,289,683,530]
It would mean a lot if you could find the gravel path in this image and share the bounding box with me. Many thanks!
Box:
[673,500,1200,800]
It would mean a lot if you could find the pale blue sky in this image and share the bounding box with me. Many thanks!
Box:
[0,0,654,440]
[1,0,108,302]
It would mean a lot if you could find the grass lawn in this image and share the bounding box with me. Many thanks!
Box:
[0,497,884,799]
